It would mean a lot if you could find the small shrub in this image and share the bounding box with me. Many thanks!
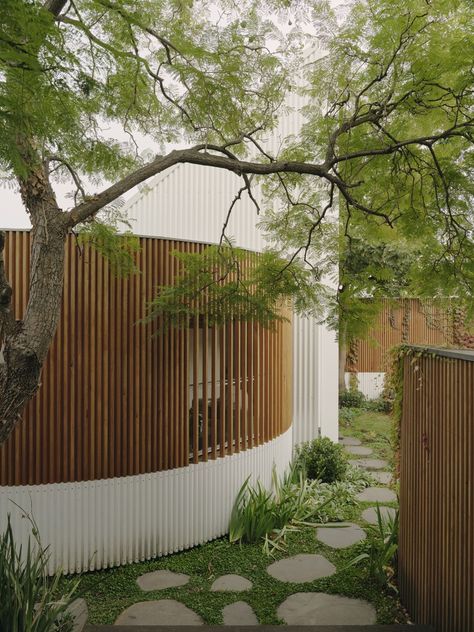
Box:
[0,515,78,632]
[364,396,393,413]
[339,407,357,427]
[339,389,365,408]
[294,437,347,483]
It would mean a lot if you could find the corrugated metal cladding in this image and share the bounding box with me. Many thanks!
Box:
[399,351,474,632]
[0,428,292,575]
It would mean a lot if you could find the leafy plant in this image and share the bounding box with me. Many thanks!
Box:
[229,462,369,553]
[0,515,79,632]
[339,389,366,409]
[294,437,347,483]
[346,504,399,589]
[339,407,358,427]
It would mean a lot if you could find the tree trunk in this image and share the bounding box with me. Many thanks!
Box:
[0,163,67,444]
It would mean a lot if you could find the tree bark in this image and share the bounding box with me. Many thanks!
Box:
[0,162,67,444]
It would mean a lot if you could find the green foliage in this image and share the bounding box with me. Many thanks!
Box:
[346,504,399,589]
[229,461,369,552]
[339,407,358,428]
[77,222,140,277]
[147,244,322,328]
[0,516,78,632]
[339,390,366,409]
[293,437,347,484]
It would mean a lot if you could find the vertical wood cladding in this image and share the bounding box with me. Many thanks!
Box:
[347,298,456,373]
[399,351,474,632]
[0,232,292,486]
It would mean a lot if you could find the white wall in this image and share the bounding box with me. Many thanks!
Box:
[0,429,292,575]
[345,372,385,400]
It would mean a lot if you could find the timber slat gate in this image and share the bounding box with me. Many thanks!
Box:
[399,346,474,632]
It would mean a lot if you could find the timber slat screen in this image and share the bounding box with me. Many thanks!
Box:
[347,299,455,373]
[399,348,474,632]
[0,231,292,486]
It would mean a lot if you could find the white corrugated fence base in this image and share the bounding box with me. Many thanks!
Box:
[0,429,292,575]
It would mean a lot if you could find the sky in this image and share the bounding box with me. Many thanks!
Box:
[0,0,350,229]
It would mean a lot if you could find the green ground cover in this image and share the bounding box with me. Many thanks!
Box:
[60,409,403,626]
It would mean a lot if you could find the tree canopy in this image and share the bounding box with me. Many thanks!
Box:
[0,0,473,442]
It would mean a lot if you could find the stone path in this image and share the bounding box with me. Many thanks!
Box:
[266,553,336,583]
[111,435,398,627]
[346,445,373,456]
[222,601,258,625]
[115,600,203,626]
[210,574,252,592]
[277,592,377,625]
[137,570,189,591]
[316,522,366,549]
[349,458,388,470]
[356,487,397,503]
[362,505,397,525]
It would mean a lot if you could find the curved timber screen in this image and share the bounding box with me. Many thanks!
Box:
[0,231,292,486]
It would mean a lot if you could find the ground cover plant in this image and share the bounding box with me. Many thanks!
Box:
[57,419,401,625]
[339,408,395,466]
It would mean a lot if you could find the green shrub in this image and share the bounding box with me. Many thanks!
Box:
[339,389,366,408]
[294,437,347,483]
[0,516,78,632]
[364,396,393,413]
[339,407,358,427]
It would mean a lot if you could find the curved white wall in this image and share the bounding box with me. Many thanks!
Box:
[0,429,292,575]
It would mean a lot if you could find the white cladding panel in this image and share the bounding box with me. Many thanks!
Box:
[345,372,385,400]
[0,429,292,575]
[124,164,266,252]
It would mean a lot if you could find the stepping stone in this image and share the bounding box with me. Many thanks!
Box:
[345,445,372,456]
[349,458,388,470]
[115,600,203,626]
[210,574,252,592]
[339,436,362,446]
[362,506,397,525]
[356,487,397,503]
[222,602,258,625]
[277,592,376,625]
[66,598,88,632]
[267,554,335,583]
[316,523,366,549]
[372,471,392,485]
[137,570,190,591]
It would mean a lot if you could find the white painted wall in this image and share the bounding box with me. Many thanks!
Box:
[345,372,385,400]
[0,429,292,575]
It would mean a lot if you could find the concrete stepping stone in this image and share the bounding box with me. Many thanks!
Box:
[267,554,336,583]
[115,600,203,625]
[211,574,252,592]
[316,522,366,549]
[349,458,388,470]
[339,436,362,446]
[137,569,190,591]
[362,506,397,524]
[277,592,376,625]
[66,598,88,632]
[222,602,258,625]
[345,445,373,456]
[372,471,392,485]
[356,487,397,503]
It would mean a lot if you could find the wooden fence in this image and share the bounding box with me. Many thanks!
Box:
[399,347,474,632]
[347,299,457,373]
[0,231,292,486]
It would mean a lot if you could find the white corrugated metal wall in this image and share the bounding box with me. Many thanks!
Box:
[0,430,292,575]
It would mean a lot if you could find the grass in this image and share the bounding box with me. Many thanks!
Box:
[339,408,394,464]
[58,408,402,626]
